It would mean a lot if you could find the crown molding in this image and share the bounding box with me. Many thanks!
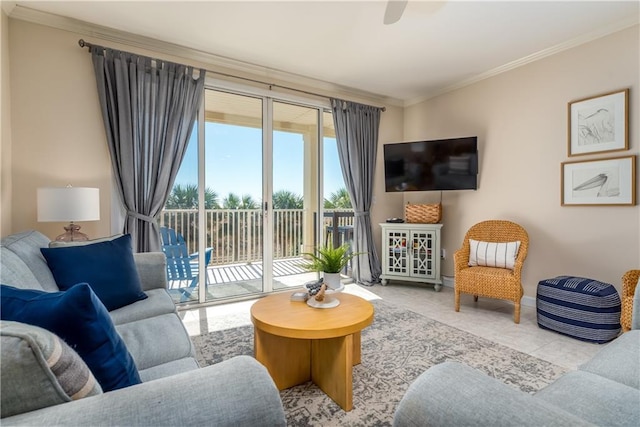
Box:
[10,4,636,110]
[9,5,404,108]
[1,2,16,16]
[404,15,640,107]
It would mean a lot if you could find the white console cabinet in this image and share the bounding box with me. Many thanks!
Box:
[379,223,443,291]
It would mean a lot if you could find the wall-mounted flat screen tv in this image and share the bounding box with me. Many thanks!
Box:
[384,136,478,192]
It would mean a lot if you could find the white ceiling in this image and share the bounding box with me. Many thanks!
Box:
[6,1,640,105]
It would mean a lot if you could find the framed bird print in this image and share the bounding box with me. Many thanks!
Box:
[561,156,635,206]
[568,89,629,157]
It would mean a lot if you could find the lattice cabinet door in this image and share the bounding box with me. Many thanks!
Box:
[410,230,436,279]
[380,223,443,291]
[385,229,410,276]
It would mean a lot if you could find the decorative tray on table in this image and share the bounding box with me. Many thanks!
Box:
[304,278,345,308]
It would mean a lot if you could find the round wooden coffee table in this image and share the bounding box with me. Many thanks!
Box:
[250,292,374,411]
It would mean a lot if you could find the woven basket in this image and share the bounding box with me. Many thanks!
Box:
[405,203,442,224]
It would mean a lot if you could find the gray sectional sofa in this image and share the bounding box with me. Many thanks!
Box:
[394,281,640,426]
[0,230,286,426]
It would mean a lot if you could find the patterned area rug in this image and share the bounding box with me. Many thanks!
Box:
[192,299,566,426]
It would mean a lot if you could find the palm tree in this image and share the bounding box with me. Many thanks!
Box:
[222,193,240,209]
[273,190,303,209]
[241,194,259,209]
[203,188,219,209]
[165,184,196,209]
[165,184,219,209]
[324,187,352,209]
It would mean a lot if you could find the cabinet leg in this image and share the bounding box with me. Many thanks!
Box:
[434,283,442,292]
[381,279,388,286]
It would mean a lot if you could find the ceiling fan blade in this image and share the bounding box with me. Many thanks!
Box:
[383,0,408,25]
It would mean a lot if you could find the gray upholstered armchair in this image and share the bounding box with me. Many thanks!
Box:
[394,276,640,426]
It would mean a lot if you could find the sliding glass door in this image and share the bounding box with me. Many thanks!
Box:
[271,101,322,290]
[203,90,265,301]
[163,87,342,304]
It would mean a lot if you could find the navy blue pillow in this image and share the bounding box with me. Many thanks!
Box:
[40,234,147,311]
[0,284,141,391]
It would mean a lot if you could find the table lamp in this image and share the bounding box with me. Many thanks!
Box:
[37,186,100,241]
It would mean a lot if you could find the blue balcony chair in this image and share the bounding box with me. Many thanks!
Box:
[160,227,213,303]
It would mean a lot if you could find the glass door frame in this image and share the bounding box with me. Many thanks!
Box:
[188,78,331,303]
[262,95,274,293]
[196,97,207,302]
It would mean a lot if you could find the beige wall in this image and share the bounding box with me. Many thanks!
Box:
[1,10,12,237]
[403,25,639,296]
[372,104,404,256]
[9,19,112,240]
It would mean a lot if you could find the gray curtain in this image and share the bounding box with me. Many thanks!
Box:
[330,98,382,286]
[90,46,205,252]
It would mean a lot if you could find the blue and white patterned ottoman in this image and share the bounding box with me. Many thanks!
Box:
[537,276,621,343]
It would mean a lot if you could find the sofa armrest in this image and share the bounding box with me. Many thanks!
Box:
[2,356,286,427]
[393,362,588,427]
[133,252,168,291]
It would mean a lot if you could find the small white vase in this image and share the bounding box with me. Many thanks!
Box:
[323,272,343,292]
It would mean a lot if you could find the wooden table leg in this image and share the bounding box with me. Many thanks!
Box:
[311,334,354,411]
[352,331,361,365]
[254,328,310,390]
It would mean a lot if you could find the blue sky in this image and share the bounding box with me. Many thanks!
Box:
[174,122,346,202]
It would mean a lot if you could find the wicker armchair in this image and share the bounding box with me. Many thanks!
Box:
[454,220,529,324]
[621,269,640,332]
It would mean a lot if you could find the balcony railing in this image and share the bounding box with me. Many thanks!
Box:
[159,209,354,266]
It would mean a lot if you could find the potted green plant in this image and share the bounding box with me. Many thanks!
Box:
[301,243,359,291]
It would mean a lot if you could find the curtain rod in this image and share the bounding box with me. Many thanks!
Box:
[78,39,386,112]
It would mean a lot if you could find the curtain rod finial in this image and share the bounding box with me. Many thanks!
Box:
[78,39,93,52]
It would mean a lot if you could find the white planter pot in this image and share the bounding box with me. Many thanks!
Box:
[323,272,343,292]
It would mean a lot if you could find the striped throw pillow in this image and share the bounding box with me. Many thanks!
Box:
[0,321,102,418]
[468,239,521,270]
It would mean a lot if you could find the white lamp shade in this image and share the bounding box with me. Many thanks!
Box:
[37,187,100,222]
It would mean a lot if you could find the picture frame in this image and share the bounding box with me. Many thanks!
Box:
[568,88,629,157]
[561,155,636,206]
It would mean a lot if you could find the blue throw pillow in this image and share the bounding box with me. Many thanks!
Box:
[0,283,142,392]
[40,234,147,311]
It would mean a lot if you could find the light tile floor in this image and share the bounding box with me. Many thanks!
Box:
[180,282,604,371]
[367,283,603,370]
